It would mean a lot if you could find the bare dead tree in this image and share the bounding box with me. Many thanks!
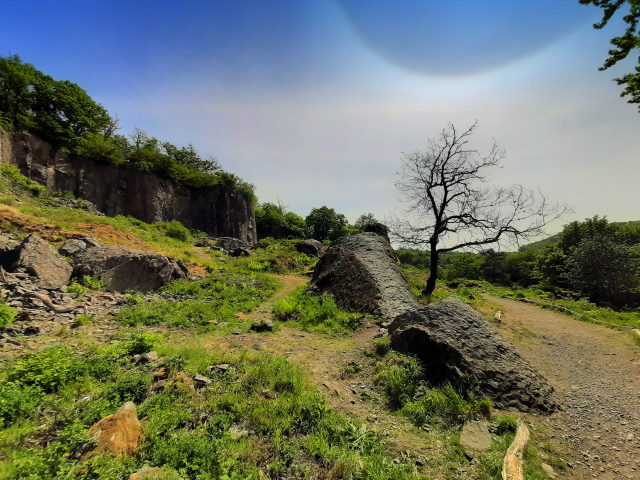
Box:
[391,121,569,296]
[101,114,120,139]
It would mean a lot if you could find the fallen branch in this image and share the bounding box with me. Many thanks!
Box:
[502,419,530,480]
[25,291,77,313]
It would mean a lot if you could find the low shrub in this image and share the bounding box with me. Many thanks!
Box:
[0,382,42,428]
[272,286,364,334]
[0,303,16,329]
[7,347,83,393]
[154,220,192,243]
[0,164,46,196]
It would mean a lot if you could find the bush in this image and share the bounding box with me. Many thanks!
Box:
[0,164,46,196]
[107,373,151,404]
[7,346,84,393]
[0,382,42,428]
[272,286,364,334]
[154,220,191,243]
[0,303,17,328]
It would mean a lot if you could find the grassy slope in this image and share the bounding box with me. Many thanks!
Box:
[0,168,562,479]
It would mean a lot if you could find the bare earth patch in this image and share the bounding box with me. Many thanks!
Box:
[486,295,640,480]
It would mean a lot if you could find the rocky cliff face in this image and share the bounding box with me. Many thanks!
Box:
[0,129,256,243]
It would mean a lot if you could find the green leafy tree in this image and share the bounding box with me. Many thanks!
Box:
[255,203,306,239]
[580,0,640,111]
[305,206,348,241]
[0,55,111,146]
[354,213,378,230]
[566,236,640,305]
[442,252,485,281]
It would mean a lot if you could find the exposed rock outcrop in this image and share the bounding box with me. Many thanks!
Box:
[89,402,144,458]
[0,129,256,243]
[8,234,72,289]
[59,236,100,257]
[73,245,188,292]
[213,237,249,252]
[388,298,557,412]
[312,233,418,319]
[295,239,324,257]
[362,222,390,240]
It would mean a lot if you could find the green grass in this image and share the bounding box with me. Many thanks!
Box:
[117,270,279,330]
[0,303,17,329]
[272,285,365,335]
[0,337,424,480]
[401,262,640,330]
[371,346,491,425]
[232,238,317,274]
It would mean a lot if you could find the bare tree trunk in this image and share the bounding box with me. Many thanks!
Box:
[423,243,439,297]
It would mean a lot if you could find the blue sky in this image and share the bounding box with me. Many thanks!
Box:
[1,0,638,232]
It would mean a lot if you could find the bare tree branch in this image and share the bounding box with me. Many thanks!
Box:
[390,122,569,296]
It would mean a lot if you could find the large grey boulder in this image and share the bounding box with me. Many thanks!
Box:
[73,246,188,292]
[213,237,249,252]
[295,239,324,257]
[312,233,418,319]
[12,234,72,289]
[388,298,557,412]
[59,236,100,257]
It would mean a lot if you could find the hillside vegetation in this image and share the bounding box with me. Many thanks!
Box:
[0,164,566,480]
[0,56,254,200]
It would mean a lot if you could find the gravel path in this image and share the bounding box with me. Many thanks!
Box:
[486,295,640,480]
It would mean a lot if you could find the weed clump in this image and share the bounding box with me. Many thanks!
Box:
[0,303,16,328]
[272,286,364,334]
[373,347,490,426]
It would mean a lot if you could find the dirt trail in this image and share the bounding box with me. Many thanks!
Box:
[207,274,459,474]
[486,295,640,480]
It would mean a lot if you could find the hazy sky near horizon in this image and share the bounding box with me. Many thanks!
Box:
[1,0,638,235]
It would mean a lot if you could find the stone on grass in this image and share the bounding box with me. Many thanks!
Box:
[89,402,144,458]
[73,246,188,292]
[460,420,492,457]
[250,318,274,332]
[295,239,324,257]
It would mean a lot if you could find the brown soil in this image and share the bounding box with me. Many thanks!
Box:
[207,274,470,477]
[486,295,640,480]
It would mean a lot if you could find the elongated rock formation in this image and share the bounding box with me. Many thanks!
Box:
[312,233,419,319]
[388,298,557,412]
[313,233,557,412]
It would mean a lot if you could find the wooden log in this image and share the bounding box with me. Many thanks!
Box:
[502,419,530,480]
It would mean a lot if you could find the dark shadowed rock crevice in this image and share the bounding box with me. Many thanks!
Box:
[0,129,256,243]
[388,298,557,413]
[312,233,419,319]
